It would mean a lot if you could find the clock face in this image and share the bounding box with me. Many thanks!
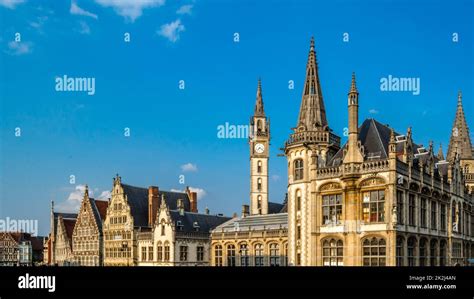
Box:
[255,143,265,154]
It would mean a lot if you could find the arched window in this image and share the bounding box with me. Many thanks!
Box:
[322,238,343,266]
[430,239,438,266]
[257,195,262,213]
[407,237,417,266]
[294,159,304,181]
[296,190,301,211]
[269,243,280,266]
[439,240,447,266]
[465,165,470,174]
[257,178,262,191]
[157,242,163,262]
[161,220,166,236]
[362,237,386,266]
[214,245,223,266]
[257,161,262,173]
[254,243,264,266]
[227,244,236,267]
[257,120,262,133]
[164,242,170,261]
[239,243,249,266]
[396,237,404,266]
[419,238,427,266]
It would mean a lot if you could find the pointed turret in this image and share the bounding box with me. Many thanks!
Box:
[437,143,444,160]
[296,37,327,130]
[343,72,364,164]
[254,78,265,116]
[447,91,473,161]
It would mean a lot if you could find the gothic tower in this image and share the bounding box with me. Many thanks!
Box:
[284,38,341,266]
[249,79,270,215]
[447,91,474,192]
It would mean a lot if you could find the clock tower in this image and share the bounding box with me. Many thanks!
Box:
[249,79,270,215]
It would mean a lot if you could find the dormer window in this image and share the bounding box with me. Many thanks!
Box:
[177,220,183,230]
[193,221,200,231]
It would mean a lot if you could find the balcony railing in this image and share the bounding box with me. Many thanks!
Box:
[285,130,340,147]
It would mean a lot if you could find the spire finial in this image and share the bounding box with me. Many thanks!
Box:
[390,128,395,142]
[350,72,358,93]
[458,90,462,105]
[84,184,89,196]
[437,143,444,160]
[254,78,265,116]
[310,36,315,51]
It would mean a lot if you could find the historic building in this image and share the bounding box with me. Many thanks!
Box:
[54,214,77,266]
[137,197,230,266]
[284,38,473,266]
[72,185,108,266]
[0,232,44,266]
[45,202,77,265]
[210,79,289,266]
[103,174,199,266]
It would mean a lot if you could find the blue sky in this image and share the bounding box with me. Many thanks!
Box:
[1,0,473,236]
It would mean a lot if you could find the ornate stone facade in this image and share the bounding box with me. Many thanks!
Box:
[283,38,473,266]
[137,198,230,266]
[72,186,108,266]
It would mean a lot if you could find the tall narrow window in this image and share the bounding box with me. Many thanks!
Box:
[440,204,447,231]
[257,178,262,191]
[214,245,223,266]
[362,237,386,266]
[164,243,170,261]
[148,246,153,261]
[420,198,427,228]
[430,239,437,266]
[322,194,342,225]
[196,246,204,262]
[269,243,280,266]
[157,243,163,261]
[431,201,437,230]
[254,244,264,266]
[227,244,236,267]
[297,225,301,240]
[179,246,188,262]
[322,239,344,266]
[362,190,385,223]
[257,160,262,173]
[397,191,404,224]
[419,238,427,266]
[439,241,446,266]
[294,159,304,181]
[407,237,416,266]
[396,237,404,266]
[240,243,249,266]
[296,190,301,211]
[409,194,416,226]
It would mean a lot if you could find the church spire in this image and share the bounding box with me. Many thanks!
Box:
[447,90,473,161]
[296,37,327,130]
[254,78,265,116]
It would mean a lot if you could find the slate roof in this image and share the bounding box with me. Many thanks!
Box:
[63,219,76,241]
[53,212,77,237]
[169,211,231,235]
[121,184,191,228]
[213,213,288,233]
[268,202,287,214]
[88,199,108,231]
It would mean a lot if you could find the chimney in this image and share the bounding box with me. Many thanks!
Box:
[205,207,210,215]
[177,199,185,216]
[185,186,198,213]
[241,205,249,218]
[148,186,159,227]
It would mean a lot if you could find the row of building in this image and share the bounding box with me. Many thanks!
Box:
[40,38,474,266]
[0,232,44,266]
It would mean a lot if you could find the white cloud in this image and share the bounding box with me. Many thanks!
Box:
[158,19,185,42]
[181,162,197,172]
[0,0,25,9]
[95,0,164,22]
[176,4,192,15]
[6,41,33,55]
[271,174,280,181]
[70,1,98,19]
[97,190,111,200]
[56,184,88,213]
[77,20,91,34]
[369,109,379,114]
